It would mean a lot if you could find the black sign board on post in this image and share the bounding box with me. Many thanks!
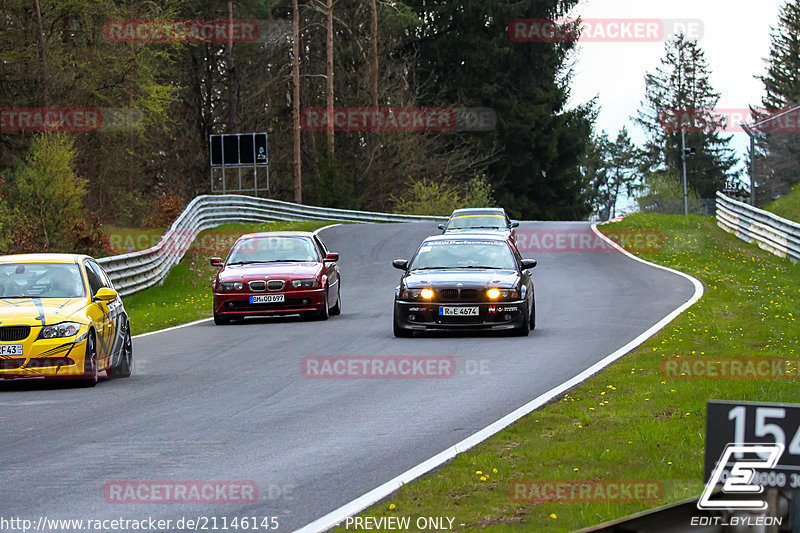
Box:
[705,400,800,489]
[209,132,269,195]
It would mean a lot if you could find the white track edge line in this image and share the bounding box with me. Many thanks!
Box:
[131,223,345,340]
[294,221,705,533]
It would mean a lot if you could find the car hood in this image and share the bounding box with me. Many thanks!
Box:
[219,262,322,281]
[403,269,519,288]
[0,297,87,326]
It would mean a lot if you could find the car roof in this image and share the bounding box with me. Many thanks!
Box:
[237,231,316,240]
[422,232,510,243]
[0,253,86,264]
[449,207,506,217]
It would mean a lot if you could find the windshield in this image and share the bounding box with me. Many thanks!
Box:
[227,236,319,264]
[409,240,517,270]
[447,214,508,230]
[0,263,86,298]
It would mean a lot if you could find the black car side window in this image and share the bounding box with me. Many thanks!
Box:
[84,263,104,295]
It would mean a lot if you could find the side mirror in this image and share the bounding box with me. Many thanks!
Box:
[392,259,409,270]
[521,259,537,270]
[94,287,118,301]
[210,257,223,267]
[437,224,445,230]
[510,221,520,228]
[324,252,339,262]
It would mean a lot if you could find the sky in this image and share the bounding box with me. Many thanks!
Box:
[563,0,785,210]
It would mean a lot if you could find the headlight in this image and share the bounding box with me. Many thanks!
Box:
[486,288,519,300]
[291,278,320,288]
[401,288,433,300]
[39,322,81,339]
[220,281,244,291]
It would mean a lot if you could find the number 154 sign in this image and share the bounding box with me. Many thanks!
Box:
[704,400,800,503]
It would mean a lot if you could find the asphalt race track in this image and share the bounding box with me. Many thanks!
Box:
[0,221,696,532]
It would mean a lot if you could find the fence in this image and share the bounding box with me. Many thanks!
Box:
[97,195,445,296]
[716,191,800,263]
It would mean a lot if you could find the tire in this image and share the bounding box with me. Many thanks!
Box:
[110,327,133,378]
[530,299,536,331]
[214,313,230,326]
[330,286,341,316]
[77,331,99,387]
[315,289,330,321]
[393,305,412,338]
[513,307,530,337]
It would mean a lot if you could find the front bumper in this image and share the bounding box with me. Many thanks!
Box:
[213,288,325,317]
[394,299,526,331]
[0,331,89,379]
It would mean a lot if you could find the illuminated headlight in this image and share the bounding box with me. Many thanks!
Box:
[401,288,433,300]
[487,288,519,300]
[220,281,244,291]
[39,322,81,339]
[291,279,320,288]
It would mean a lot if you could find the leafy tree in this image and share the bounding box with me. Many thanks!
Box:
[7,133,88,250]
[637,169,702,215]
[391,175,495,216]
[635,33,738,199]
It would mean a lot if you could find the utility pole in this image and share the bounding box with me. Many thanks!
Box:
[681,130,688,216]
[291,0,303,203]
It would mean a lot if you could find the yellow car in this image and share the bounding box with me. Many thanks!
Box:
[0,254,133,386]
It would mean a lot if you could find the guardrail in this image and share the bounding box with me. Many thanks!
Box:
[97,194,445,296]
[716,191,800,263]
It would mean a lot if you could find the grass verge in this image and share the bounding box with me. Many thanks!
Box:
[122,220,339,335]
[335,213,799,532]
[765,184,800,223]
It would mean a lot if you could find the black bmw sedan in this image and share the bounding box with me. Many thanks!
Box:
[392,233,537,337]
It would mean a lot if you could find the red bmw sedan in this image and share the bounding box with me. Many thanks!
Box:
[210,231,341,325]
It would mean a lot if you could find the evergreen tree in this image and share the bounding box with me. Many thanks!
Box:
[585,128,641,220]
[760,0,800,110]
[753,0,800,203]
[635,33,738,198]
[404,0,595,220]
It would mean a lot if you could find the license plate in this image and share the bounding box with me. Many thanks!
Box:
[250,294,285,304]
[0,344,23,356]
[439,306,479,316]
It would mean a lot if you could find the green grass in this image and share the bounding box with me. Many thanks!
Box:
[765,184,800,222]
[335,214,799,532]
[121,220,339,335]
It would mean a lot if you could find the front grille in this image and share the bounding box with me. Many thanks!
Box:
[0,326,30,342]
[268,280,285,291]
[248,280,267,291]
[438,289,458,300]
[460,289,479,300]
[435,288,481,302]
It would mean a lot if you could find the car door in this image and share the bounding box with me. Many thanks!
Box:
[91,260,126,363]
[314,235,339,306]
[83,260,114,366]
